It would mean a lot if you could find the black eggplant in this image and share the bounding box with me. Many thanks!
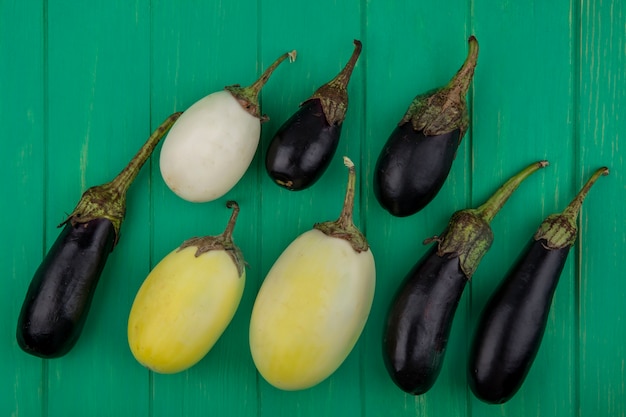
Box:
[265,40,362,190]
[374,36,479,217]
[16,113,181,358]
[468,167,609,404]
[383,160,547,395]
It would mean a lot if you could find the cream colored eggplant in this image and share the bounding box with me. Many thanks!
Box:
[249,157,375,391]
[160,50,296,203]
[128,202,245,374]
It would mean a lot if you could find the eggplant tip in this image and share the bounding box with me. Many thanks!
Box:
[274,177,295,189]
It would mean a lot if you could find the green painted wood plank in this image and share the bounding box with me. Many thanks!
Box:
[256,1,365,415]
[579,0,626,415]
[43,1,151,415]
[1,1,625,415]
[0,1,46,415]
[149,0,260,415]
[361,1,472,416]
[469,0,578,415]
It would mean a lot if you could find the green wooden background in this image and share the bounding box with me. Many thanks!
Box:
[1,0,624,415]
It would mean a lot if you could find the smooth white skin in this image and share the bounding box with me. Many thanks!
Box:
[249,229,376,390]
[159,90,260,202]
[128,246,245,374]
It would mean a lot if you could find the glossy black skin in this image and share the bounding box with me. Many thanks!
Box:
[266,99,342,190]
[383,246,468,395]
[468,239,570,404]
[374,124,460,217]
[17,218,115,358]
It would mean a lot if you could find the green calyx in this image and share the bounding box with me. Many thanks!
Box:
[60,112,182,247]
[314,156,369,253]
[306,39,362,126]
[178,201,246,277]
[427,160,548,278]
[400,36,479,140]
[225,50,297,122]
[534,214,577,250]
[535,167,609,249]
[426,210,494,279]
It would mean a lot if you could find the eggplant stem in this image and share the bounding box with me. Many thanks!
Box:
[534,166,608,249]
[433,158,545,278]
[337,156,356,228]
[434,160,546,278]
[313,156,368,252]
[108,112,182,195]
[178,200,245,276]
[62,112,182,246]
[475,160,548,224]
[225,50,296,120]
[325,40,362,91]
[222,200,241,241]
[308,40,362,126]
[401,36,478,138]
[561,167,609,220]
[248,50,297,96]
[448,36,479,97]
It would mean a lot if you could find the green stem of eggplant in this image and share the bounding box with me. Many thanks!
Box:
[447,36,479,98]
[401,36,478,137]
[249,50,297,94]
[320,40,362,93]
[433,160,547,279]
[178,200,245,276]
[109,113,182,196]
[535,166,609,249]
[62,112,182,246]
[222,200,241,241]
[475,160,549,224]
[314,156,369,253]
[226,50,297,120]
[561,167,609,220]
[310,40,362,125]
[338,156,357,228]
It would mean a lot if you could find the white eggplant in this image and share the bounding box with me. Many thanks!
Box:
[160,51,296,203]
[249,157,375,391]
[127,202,245,374]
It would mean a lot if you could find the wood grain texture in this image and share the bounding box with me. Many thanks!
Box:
[43,1,152,416]
[1,0,624,416]
[579,0,626,416]
[256,2,365,416]
[469,0,578,416]
[149,1,259,416]
[1,1,45,416]
[361,1,471,416]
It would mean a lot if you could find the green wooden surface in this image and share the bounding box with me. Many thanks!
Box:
[1,0,624,416]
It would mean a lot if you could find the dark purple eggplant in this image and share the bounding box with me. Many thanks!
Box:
[16,113,181,358]
[468,167,609,404]
[265,40,362,190]
[383,160,548,395]
[374,36,479,217]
